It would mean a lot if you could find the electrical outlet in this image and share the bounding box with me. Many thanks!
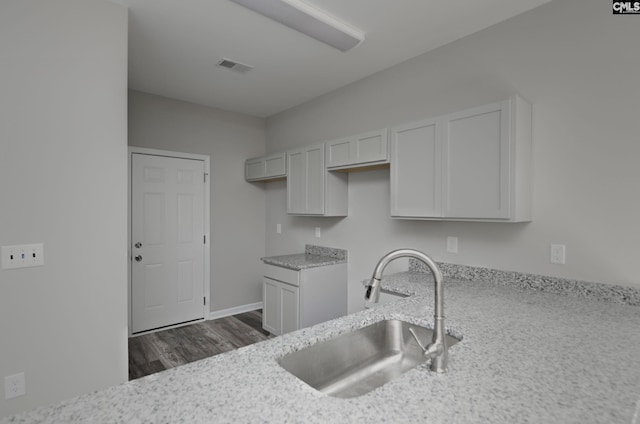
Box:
[4,372,26,400]
[276,224,281,234]
[2,244,44,269]
[550,244,566,265]
[446,237,458,254]
[315,227,321,238]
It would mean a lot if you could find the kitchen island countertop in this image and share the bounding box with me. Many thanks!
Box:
[4,271,640,423]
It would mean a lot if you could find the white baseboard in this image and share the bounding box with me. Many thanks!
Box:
[208,301,263,320]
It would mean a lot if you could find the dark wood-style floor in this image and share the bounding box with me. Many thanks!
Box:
[128,310,270,380]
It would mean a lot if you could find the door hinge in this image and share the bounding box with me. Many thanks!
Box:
[204,173,208,183]
[204,235,206,244]
[204,297,206,306]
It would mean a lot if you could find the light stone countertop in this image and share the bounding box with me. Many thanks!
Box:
[261,244,348,270]
[261,253,346,270]
[4,272,640,423]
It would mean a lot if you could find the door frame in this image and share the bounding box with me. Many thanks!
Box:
[128,147,211,336]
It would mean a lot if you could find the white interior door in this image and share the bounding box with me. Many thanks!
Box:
[131,153,205,333]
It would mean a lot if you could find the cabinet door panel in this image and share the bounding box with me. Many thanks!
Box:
[355,129,388,164]
[280,283,300,334]
[305,145,325,214]
[245,159,265,180]
[286,149,305,214]
[326,138,352,168]
[390,119,441,217]
[443,101,509,219]
[287,144,329,215]
[264,154,286,177]
[262,278,281,335]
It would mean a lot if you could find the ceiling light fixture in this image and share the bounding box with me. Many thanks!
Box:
[229,0,364,52]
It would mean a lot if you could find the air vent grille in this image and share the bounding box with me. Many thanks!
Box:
[217,58,254,73]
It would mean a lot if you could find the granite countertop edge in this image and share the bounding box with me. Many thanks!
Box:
[261,244,348,270]
[4,271,640,424]
[260,253,347,270]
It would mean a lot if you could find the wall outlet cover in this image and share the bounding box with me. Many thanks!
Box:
[4,372,26,400]
[550,244,566,265]
[446,237,458,254]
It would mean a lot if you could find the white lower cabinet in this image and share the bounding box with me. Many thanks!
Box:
[262,277,299,335]
[262,263,347,336]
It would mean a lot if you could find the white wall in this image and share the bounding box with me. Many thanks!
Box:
[0,0,128,417]
[265,0,640,313]
[128,91,266,313]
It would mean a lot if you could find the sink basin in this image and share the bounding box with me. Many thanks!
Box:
[277,319,460,398]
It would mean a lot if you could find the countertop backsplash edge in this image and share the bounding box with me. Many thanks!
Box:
[261,245,348,270]
[409,259,640,307]
[304,244,348,260]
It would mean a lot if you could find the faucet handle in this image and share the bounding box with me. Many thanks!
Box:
[409,327,428,353]
[409,327,443,360]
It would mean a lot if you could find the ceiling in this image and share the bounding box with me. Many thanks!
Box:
[123,0,552,118]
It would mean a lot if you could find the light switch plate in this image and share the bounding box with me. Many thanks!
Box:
[1,244,44,269]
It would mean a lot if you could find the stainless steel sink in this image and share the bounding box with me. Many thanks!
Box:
[277,319,460,398]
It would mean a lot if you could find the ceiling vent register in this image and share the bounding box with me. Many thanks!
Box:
[217,58,254,73]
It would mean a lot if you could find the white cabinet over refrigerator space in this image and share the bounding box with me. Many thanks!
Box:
[326,128,389,171]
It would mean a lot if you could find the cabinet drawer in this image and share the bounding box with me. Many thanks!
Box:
[263,264,300,286]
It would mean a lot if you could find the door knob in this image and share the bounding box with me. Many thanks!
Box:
[134,242,142,248]
[134,255,143,262]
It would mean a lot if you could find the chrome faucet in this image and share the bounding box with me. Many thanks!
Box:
[365,249,448,373]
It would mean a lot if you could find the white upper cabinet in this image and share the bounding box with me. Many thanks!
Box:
[442,100,508,219]
[390,118,442,218]
[287,143,347,216]
[325,137,352,168]
[326,128,389,170]
[391,95,532,222]
[245,152,286,181]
